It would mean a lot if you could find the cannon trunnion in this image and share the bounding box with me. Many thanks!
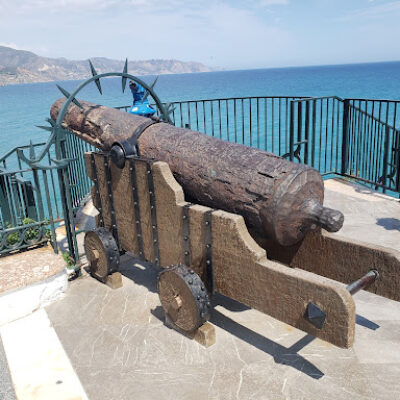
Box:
[83,151,358,348]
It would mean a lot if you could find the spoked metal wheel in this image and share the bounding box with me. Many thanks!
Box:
[84,228,120,282]
[158,265,211,332]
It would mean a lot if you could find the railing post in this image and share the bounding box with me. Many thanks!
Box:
[304,100,310,165]
[289,101,295,161]
[381,125,390,193]
[341,99,350,175]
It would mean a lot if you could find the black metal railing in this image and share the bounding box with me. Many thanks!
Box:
[343,102,400,193]
[2,94,400,259]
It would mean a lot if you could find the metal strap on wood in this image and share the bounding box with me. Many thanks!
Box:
[103,154,120,249]
[204,210,214,294]
[90,153,104,227]
[182,203,192,266]
[146,161,160,266]
[128,157,144,258]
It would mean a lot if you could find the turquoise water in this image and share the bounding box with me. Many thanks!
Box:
[1,60,400,154]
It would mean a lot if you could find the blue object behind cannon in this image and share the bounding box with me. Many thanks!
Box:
[128,81,156,118]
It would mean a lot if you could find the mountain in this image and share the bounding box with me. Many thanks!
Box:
[0,46,213,86]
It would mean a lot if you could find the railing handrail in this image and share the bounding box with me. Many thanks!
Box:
[348,103,400,131]
[0,142,46,163]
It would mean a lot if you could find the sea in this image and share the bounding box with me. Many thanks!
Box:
[1,60,400,156]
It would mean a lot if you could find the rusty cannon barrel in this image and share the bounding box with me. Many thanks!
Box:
[51,98,344,246]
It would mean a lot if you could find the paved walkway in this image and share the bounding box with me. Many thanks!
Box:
[1,178,400,399]
[324,178,400,252]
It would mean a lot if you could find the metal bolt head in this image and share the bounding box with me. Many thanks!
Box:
[205,221,209,225]
[188,278,193,285]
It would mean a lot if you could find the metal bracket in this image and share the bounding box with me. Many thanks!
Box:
[204,210,214,294]
[111,119,159,168]
[146,161,160,266]
[90,153,104,227]
[128,157,144,258]
[103,154,120,249]
[182,203,192,266]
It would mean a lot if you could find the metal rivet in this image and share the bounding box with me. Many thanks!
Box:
[152,225,156,229]
[183,236,188,241]
[136,220,140,224]
[112,224,116,228]
[155,258,159,262]
[151,206,154,209]
[206,244,211,248]
[134,201,137,205]
[109,194,112,198]
[184,251,189,255]
[149,191,153,195]
[188,278,193,284]
[190,270,194,274]
[206,260,211,265]
[201,285,205,291]
[154,239,157,243]
[147,170,151,174]
[130,167,133,171]
[182,215,187,219]
[205,221,209,225]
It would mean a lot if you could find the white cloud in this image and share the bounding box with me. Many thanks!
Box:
[258,0,289,6]
[0,42,23,50]
[338,0,400,21]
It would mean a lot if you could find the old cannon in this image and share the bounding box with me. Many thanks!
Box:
[50,95,387,349]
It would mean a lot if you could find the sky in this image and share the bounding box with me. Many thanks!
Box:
[0,0,399,70]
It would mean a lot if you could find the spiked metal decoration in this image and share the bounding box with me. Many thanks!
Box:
[35,124,53,132]
[165,102,177,118]
[89,59,102,95]
[56,85,83,109]
[142,76,158,103]
[305,302,326,329]
[19,60,172,171]
[29,140,35,159]
[122,59,128,93]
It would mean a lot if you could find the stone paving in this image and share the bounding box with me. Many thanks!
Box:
[45,254,400,400]
[324,178,400,252]
[1,178,400,399]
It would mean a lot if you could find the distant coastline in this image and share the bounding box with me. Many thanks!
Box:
[0,46,216,86]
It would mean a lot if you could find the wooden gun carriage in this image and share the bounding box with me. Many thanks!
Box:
[84,150,363,349]
[48,95,400,350]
